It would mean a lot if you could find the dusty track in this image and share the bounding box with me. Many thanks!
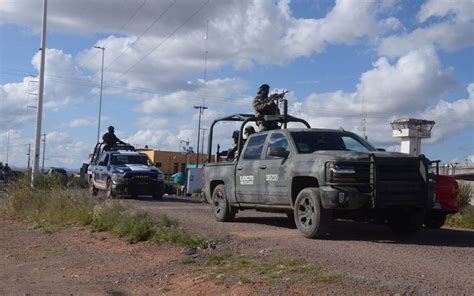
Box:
[125,196,474,294]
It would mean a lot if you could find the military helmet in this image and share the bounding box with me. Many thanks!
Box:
[244,126,255,135]
[108,126,115,132]
[232,130,239,139]
[258,84,270,90]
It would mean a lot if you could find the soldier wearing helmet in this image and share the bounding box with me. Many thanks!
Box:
[226,130,240,161]
[253,84,280,131]
[244,126,256,138]
[102,126,126,150]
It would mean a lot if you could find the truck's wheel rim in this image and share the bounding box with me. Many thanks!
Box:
[298,196,315,229]
[214,190,224,216]
[106,182,112,198]
[89,180,95,193]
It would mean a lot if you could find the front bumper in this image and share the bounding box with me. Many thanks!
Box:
[319,186,371,210]
[112,179,164,196]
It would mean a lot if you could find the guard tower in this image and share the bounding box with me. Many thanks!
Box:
[390,118,435,156]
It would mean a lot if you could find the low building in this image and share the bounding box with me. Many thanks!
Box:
[137,149,212,175]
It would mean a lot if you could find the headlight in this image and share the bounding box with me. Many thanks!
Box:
[326,162,357,183]
[111,172,125,181]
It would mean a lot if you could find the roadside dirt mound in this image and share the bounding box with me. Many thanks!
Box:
[0,219,355,295]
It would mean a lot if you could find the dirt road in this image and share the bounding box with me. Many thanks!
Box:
[125,196,474,295]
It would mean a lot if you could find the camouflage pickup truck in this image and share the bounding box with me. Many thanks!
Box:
[204,113,434,238]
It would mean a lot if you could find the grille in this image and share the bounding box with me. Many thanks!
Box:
[375,157,427,207]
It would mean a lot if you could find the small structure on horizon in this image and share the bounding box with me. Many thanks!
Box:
[390,118,435,156]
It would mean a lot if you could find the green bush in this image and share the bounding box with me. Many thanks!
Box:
[1,175,95,230]
[446,206,474,229]
[152,215,209,250]
[1,174,209,248]
[92,202,155,243]
[458,182,472,210]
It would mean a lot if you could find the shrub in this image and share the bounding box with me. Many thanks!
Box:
[1,174,95,230]
[446,206,474,229]
[92,201,155,243]
[458,182,472,210]
[1,174,209,247]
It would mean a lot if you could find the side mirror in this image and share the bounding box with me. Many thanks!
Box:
[376,148,386,152]
[268,147,290,158]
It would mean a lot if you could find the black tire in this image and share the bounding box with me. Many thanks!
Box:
[212,184,235,222]
[106,179,116,199]
[89,177,98,196]
[152,192,163,200]
[424,211,446,229]
[387,208,425,234]
[294,188,332,239]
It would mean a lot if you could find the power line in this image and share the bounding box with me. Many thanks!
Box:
[103,0,177,71]
[114,0,210,81]
[89,0,149,62]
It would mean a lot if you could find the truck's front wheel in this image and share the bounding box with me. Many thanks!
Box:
[106,179,117,199]
[424,211,446,229]
[387,208,424,234]
[294,188,331,239]
[212,184,235,222]
[89,177,98,196]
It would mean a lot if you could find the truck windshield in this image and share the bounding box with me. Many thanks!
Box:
[291,131,376,153]
[111,154,149,165]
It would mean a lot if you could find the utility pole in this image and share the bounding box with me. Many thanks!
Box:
[193,106,207,168]
[32,0,48,186]
[41,134,46,172]
[94,46,105,143]
[5,130,9,164]
[27,143,31,171]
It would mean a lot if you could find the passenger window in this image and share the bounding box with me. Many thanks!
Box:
[266,133,289,158]
[243,135,267,160]
[99,154,109,166]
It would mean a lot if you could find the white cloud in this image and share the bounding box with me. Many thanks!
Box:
[68,117,95,128]
[294,48,459,145]
[421,83,474,142]
[378,0,474,57]
[0,49,93,130]
[134,78,248,116]
[2,1,402,90]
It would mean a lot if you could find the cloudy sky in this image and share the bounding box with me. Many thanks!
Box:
[1,0,473,169]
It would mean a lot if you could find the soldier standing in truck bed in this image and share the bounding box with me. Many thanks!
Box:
[253,84,280,131]
[102,126,126,150]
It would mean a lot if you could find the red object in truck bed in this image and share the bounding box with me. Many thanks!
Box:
[434,175,459,213]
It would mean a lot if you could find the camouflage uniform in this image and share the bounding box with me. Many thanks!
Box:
[253,92,280,131]
[226,130,240,161]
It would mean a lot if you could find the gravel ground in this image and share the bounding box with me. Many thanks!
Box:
[124,195,474,295]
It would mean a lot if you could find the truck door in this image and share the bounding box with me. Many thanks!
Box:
[97,153,109,187]
[236,134,267,203]
[260,132,292,205]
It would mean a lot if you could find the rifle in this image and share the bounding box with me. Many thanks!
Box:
[267,90,288,104]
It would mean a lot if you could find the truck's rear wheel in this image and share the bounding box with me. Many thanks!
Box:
[212,184,235,222]
[387,208,424,234]
[152,192,163,200]
[89,178,98,196]
[424,211,446,229]
[294,188,331,239]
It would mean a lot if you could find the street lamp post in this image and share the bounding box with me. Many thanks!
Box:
[94,46,105,143]
[32,0,48,186]
[200,127,207,157]
[193,106,207,168]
